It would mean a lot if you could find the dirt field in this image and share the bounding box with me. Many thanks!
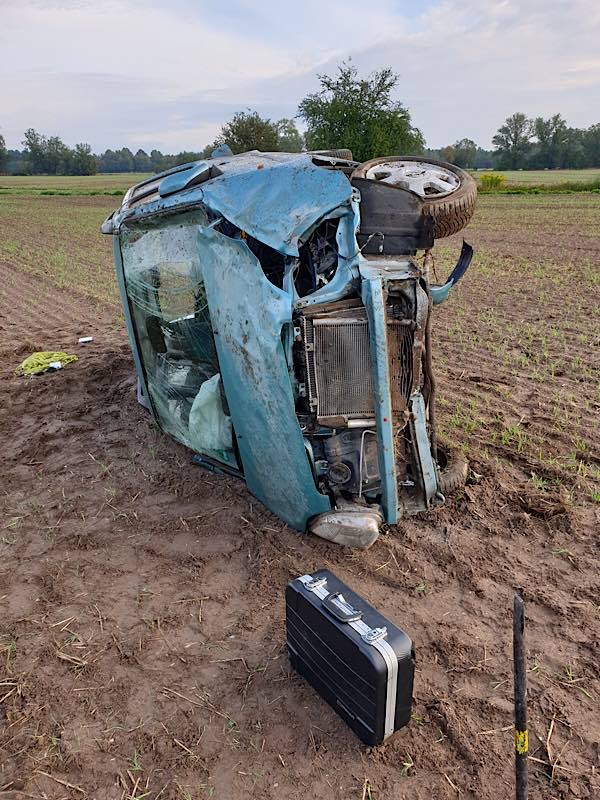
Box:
[1,188,599,799]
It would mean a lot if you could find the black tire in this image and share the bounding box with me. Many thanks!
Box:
[352,155,477,239]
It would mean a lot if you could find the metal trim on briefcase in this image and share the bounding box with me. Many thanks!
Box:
[298,574,399,739]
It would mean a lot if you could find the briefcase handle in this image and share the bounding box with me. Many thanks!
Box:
[322,592,364,623]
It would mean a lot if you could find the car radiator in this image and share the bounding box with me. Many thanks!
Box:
[301,308,414,424]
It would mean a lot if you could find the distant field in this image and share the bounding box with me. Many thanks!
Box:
[475,168,600,186]
[3,168,600,195]
[0,172,152,195]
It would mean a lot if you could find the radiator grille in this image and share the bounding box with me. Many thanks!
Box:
[303,310,414,422]
[388,321,415,412]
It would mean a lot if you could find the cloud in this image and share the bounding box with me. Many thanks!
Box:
[344,0,600,145]
[1,0,599,152]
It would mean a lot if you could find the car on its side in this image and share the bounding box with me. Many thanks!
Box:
[102,148,476,547]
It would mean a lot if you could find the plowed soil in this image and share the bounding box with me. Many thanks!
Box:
[1,193,599,800]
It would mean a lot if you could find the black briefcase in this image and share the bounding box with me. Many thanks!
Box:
[286,569,415,746]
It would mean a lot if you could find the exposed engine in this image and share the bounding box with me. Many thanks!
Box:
[291,260,432,518]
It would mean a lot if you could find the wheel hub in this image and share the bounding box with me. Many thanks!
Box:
[365,160,461,199]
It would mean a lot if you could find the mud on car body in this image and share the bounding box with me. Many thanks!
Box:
[102,149,476,547]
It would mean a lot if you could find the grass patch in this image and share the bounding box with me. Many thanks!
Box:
[478,179,600,195]
[473,167,600,187]
[128,750,143,772]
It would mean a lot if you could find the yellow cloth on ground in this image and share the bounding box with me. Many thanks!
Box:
[15,351,79,376]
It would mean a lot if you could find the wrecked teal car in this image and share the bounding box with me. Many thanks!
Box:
[102,150,476,547]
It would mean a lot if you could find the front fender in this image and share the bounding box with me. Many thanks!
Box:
[431,241,474,305]
[198,226,331,530]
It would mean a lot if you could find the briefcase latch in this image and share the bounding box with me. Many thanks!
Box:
[306,576,328,591]
[362,626,388,644]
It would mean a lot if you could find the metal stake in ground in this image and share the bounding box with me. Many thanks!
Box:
[513,592,528,800]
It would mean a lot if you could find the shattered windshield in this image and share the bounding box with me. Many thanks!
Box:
[120,212,237,468]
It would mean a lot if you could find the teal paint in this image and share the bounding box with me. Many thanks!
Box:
[430,281,452,305]
[159,162,210,197]
[198,226,331,530]
[410,390,439,504]
[361,273,399,524]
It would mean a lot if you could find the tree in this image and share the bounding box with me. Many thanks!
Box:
[20,129,75,174]
[133,149,152,172]
[97,147,135,172]
[0,133,6,173]
[439,145,455,163]
[582,124,600,167]
[451,138,478,168]
[531,114,568,169]
[97,149,116,172]
[558,128,586,169]
[115,148,134,171]
[473,147,494,170]
[7,150,25,174]
[216,110,280,154]
[71,143,96,175]
[22,128,47,173]
[150,149,166,171]
[298,62,424,162]
[276,118,304,152]
[45,135,71,174]
[173,150,204,166]
[492,113,532,169]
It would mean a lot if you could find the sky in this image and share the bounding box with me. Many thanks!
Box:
[1,0,599,154]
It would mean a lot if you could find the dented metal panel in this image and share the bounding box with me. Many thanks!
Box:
[409,390,439,506]
[199,156,353,256]
[360,271,399,524]
[197,225,331,530]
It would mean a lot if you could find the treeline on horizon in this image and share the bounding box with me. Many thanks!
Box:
[2,64,600,177]
[0,119,306,177]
